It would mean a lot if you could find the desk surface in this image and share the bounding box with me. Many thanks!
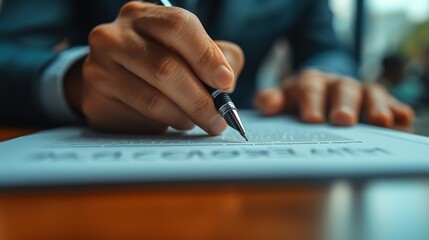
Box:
[0,127,40,142]
[1,113,429,240]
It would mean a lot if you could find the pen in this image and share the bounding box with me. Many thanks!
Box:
[156,0,248,141]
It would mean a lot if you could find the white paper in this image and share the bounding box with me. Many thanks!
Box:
[1,110,429,188]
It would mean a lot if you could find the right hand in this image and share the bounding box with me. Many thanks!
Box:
[68,2,244,134]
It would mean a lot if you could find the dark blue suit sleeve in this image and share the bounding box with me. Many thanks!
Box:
[288,0,358,77]
[0,0,74,125]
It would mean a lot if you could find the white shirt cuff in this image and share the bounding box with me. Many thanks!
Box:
[39,46,89,124]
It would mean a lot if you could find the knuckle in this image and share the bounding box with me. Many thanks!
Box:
[139,91,164,116]
[298,69,324,80]
[154,57,180,84]
[119,1,145,17]
[88,25,107,47]
[166,8,193,36]
[296,72,331,94]
[127,38,147,57]
[334,77,361,94]
[88,24,119,49]
[197,43,216,67]
[191,95,212,117]
[299,82,322,94]
[339,77,359,86]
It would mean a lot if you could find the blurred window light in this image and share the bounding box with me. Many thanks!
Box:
[363,0,429,80]
[330,0,355,48]
[330,0,429,80]
[369,0,429,23]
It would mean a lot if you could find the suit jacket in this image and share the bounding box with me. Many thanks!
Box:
[0,0,356,125]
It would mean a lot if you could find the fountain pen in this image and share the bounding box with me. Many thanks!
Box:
[156,0,248,141]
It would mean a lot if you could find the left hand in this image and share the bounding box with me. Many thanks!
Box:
[254,69,414,128]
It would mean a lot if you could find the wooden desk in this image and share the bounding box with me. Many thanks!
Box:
[0,185,327,240]
[0,127,40,142]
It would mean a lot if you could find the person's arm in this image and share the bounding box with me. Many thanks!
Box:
[254,0,414,128]
[2,0,246,134]
[0,0,83,125]
[287,0,357,77]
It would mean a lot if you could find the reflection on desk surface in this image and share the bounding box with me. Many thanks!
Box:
[0,180,428,240]
[327,180,429,240]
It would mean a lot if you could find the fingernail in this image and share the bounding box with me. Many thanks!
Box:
[303,111,325,123]
[208,114,226,135]
[368,111,394,128]
[330,106,356,126]
[213,65,234,90]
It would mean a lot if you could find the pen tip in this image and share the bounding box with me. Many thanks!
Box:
[242,134,249,142]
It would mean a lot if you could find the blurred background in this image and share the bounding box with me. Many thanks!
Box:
[259,0,429,114]
[1,0,428,111]
[332,0,429,110]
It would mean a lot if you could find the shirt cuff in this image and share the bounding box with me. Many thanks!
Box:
[39,46,89,124]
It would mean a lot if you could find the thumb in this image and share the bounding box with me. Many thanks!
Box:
[215,41,245,91]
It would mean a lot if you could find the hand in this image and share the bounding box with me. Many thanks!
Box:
[65,2,244,134]
[254,69,414,128]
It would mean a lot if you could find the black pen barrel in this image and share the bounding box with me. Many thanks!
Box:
[205,85,248,141]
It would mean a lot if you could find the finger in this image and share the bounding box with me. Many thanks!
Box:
[328,78,362,126]
[282,79,300,112]
[111,37,227,135]
[388,97,415,125]
[126,3,235,91]
[215,41,245,91]
[85,59,195,131]
[82,87,168,134]
[297,71,328,123]
[363,84,394,128]
[253,88,286,116]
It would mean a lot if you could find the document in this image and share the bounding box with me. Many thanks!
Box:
[1,111,429,188]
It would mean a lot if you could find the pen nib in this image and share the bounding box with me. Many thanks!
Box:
[242,133,249,142]
[223,109,248,142]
